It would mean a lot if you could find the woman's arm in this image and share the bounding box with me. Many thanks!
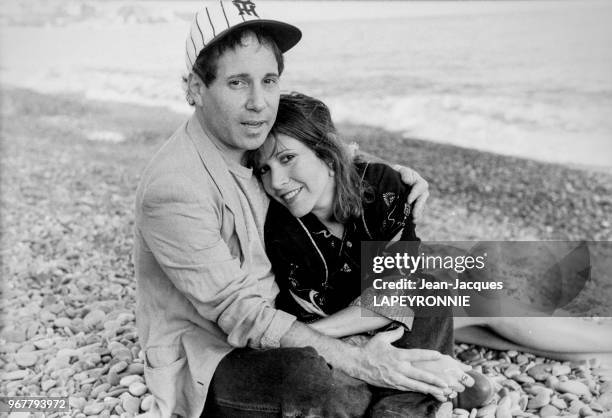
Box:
[308,306,392,338]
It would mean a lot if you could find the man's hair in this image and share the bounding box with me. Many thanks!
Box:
[247,92,367,223]
[184,27,284,106]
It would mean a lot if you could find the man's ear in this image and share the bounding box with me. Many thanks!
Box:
[187,72,206,107]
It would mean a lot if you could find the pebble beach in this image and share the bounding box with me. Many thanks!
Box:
[1,88,611,417]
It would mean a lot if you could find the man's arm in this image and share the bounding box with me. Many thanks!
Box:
[281,322,451,401]
[355,151,429,223]
[139,176,294,349]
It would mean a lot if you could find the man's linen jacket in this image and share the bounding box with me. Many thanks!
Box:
[133,114,296,418]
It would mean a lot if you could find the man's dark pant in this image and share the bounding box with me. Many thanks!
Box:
[202,315,454,418]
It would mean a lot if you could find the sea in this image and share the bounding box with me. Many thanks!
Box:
[1,0,611,169]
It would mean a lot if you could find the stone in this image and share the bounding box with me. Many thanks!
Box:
[597,392,612,409]
[122,394,140,414]
[41,379,57,392]
[539,405,560,417]
[550,397,567,410]
[69,396,87,410]
[140,394,155,412]
[527,391,550,409]
[103,397,121,410]
[54,317,72,328]
[117,313,135,325]
[527,364,551,381]
[126,363,144,375]
[457,371,496,410]
[4,370,28,380]
[501,379,521,391]
[578,405,594,417]
[552,364,571,376]
[109,361,128,375]
[495,396,512,418]
[459,349,482,363]
[113,348,133,363]
[91,383,111,399]
[84,309,106,329]
[57,348,80,358]
[128,382,147,397]
[515,355,529,366]
[120,374,143,387]
[476,404,496,417]
[453,408,470,418]
[556,381,590,397]
[503,365,520,379]
[33,339,54,350]
[106,387,130,398]
[83,402,106,415]
[14,351,38,368]
[514,374,536,384]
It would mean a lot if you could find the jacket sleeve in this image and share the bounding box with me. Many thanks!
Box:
[139,174,295,349]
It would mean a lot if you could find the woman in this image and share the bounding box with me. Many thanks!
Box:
[247,93,612,407]
[247,93,479,413]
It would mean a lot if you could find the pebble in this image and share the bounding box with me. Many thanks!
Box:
[504,365,521,379]
[83,402,105,415]
[109,360,128,375]
[122,394,140,415]
[496,396,512,418]
[515,355,529,366]
[15,351,38,367]
[528,391,551,409]
[103,397,121,410]
[527,364,551,381]
[476,404,496,417]
[70,397,87,410]
[539,405,560,417]
[126,363,144,375]
[459,349,482,363]
[54,317,72,328]
[550,397,567,410]
[579,405,594,417]
[41,379,57,391]
[556,381,590,397]
[84,309,106,329]
[140,394,155,412]
[91,383,111,398]
[514,374,536,384]
[128,381,147,397]
[4,370,29,380]
[33,339,54,350]
[598,392,612,409]
[119,374,143,387]
[552,364,571,376]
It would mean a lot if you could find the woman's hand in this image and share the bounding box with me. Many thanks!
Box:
[350,327,451,401]
[413,355,474,396]
[391,164,429,223]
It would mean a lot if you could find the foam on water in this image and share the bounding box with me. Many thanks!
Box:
[2,0,611,168]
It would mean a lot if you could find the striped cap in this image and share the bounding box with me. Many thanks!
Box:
[185,0,302,73]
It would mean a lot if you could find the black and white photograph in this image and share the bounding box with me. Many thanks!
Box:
[1,0,611,417]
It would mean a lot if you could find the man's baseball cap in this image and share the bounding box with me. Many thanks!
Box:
[185,0,302,73]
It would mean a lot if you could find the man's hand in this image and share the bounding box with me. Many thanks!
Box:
[413,354,474,396]
[392,164,429,223]
[350,327,451,401]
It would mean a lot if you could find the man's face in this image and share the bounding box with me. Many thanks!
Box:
[196,33,280,163]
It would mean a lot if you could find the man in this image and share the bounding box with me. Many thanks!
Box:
[134,2,471,417]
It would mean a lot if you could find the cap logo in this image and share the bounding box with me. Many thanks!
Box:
[232,0,259,18]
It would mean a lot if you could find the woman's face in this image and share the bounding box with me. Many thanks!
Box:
[257,134,335,219]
